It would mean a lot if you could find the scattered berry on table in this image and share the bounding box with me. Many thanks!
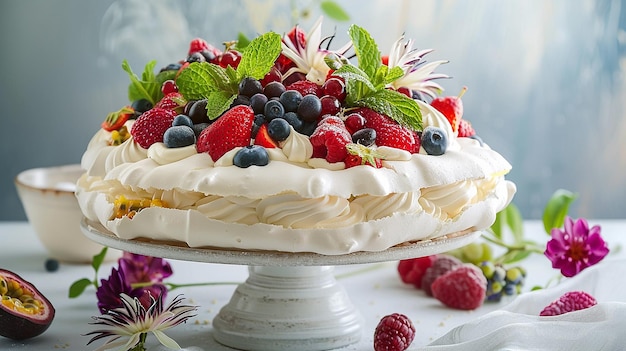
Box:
[421,254,462,296]
[397,255,438,289]
[421,126,448,156]
[431,264,487,310]
[539,291,597,316]
[373,313,415,351]
[44,258,59,272]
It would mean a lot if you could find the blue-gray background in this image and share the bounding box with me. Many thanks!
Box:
[1,0,625,221]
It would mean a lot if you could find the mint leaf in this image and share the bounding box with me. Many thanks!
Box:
[206,91,237,120]
[348,25,381,80]
[68,278,92,298]
[122,60,161,105]
[384,66,405,85]
[356,89,422,130]
[333,64,377,104]
[543,189,578,234]
[320,0,350,21]
[177,62,234,100]
[237,32,282,80]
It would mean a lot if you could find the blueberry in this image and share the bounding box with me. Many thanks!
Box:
[238,77,263,97]
[267,118,291,142]
[160,62,182,72]
[250,93,268,114]
[131,98,153,115]
[44,258,59,272]
[279,90,302,112]
[231,94,250,107]
[163,125,196,148]
[469,134,484,146]
[187,52,206,63]
[264,99,284,121]
[172,114,193,128]
[282,112,303,131]
[352,128,376,146]
[200,50,216,62]
[187,99,209,124]
[421,126,448,156]
[233,145,270,168]
[192,123,209,137]
[263,81,286,98]
[251,114,266,138]
[297,94,322,122]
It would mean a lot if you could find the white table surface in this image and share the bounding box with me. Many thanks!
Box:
[0,220,624,351]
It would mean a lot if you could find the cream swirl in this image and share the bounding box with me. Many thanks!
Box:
[352,192,422,220]
[195,195,260,225]
[419,179,481,219]
[417,100,461,153]
[105,137,148,172]
[280,126,314,163]
[147,143,197,165]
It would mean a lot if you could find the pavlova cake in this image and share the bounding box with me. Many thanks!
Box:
[76,18,516,255]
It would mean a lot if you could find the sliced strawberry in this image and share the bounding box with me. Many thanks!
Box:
[196,105,255,161]
[130,108,177,149]
[253,124,279,148]
[357,108,418,154]
[102,106,134,132]
[309,116,351,163]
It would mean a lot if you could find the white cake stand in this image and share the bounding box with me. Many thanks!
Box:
[81,218,481,351]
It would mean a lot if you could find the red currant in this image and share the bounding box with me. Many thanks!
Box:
[344,113,366,134]
[320,95,341,116]
[322,77,346,102]
[218,50,242,68]
[397,87,412,98]
[260,66,282,86]
[161,80,178,95]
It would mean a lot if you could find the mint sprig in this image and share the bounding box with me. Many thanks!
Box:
[177,32,282,120]
[122,60,174,106]
[333,25,422,131]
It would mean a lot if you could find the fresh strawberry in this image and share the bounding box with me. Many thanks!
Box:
[309,116,352,163]
[421,254,462,296]
[430,87,467,132]
[431,264,487,310]
[196,105,255,160]
[102,106,134,132]
[253,124,279,148]
[357,108,419,154]
[155,92,186,112]
[130,108,177,149]
[286,80,323,97]
[457,119,476,137]
[188,38,222,58]
[373,313,415,351]
[344,143,383,168]
[539,291,597,316]
[397,255,438,289]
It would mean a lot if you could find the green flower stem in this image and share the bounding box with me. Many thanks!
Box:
[130,281,240,291]
[129,332,147,351]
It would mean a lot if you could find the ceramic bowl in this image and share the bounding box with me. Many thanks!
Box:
[15,164,120,263]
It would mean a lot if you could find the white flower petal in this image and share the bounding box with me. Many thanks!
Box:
[153,330,182,349]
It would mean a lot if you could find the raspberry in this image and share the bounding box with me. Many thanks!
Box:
[457,119,476,137]
[130,108,177,149]
[358,108,419,154]
[539,291,597,316]
[397,255,437,289]
[309,116,351,163]
[421,254,462,296]
[373,313,415,351]
[431,264,487,310]
[286,80,323,97]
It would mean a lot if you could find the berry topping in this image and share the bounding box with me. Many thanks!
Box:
[155,92,186,112]
[320,95,341,116]
[421,254,462,296]
[296,94,322,122]
[397,255,438,289]
[161,80,179,95]
[431,264,487,310]
[131,99,153,116]
[373,313,415,351]
[263,100,285,121]
[310,116,352,163]
[253,124,279,148]
[239,77,263,97]
[344,143,383,168]
[359,108,418,153]
[351,128,376,147]
[344,113,366,134]
[457,119,476,138]
[101,106,133,132]
[263,81,286,99]
[430,87,467,132]
[163,125,196,148]
[172,114,194,128]
[539,291,597,316]
[286,80,323,97]
[233,145,270,168]
[188,38,221,58]
[196,105,255,161]
[250,93,269,114]
[421,126,448,156]
[130,107,177,149]
[279,90,303,112]
[322,77,347,101]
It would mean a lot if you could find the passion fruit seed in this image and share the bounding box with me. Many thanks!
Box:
[0,277,43,316]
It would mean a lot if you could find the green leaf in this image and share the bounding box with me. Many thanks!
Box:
[320,0,350,21]
[177,62,233,100]
[490,210,505,239]
[348,25,381,81]
[122,60,160,105]
[505,203,524,243]
[355,89,423,131]
[333,64,377,103]
[236,32,251,50]
[385,66,405,84]
[91,246,108,272]
[542,189,578,234]
[236,32,282,80]
[68,278,93,298]
[498,249,532,265]
[206,91,237,119]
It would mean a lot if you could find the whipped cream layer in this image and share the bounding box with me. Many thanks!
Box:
[76,102,516,255]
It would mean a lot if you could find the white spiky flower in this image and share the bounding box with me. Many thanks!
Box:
[281,17,352,85]
[386,35,449,99]
[86,293,197,351]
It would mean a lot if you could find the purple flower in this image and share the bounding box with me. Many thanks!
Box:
[545,217,609,277]
[118,253,173,299]
[95,267,147,314]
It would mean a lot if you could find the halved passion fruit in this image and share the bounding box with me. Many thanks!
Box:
[0,269,55,340]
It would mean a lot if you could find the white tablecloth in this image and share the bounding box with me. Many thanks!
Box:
[0,220,624,351]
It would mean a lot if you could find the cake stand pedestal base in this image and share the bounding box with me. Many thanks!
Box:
[212,265,362,351]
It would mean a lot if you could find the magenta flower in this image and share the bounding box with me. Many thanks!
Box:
[545,217,609,277]
[96,267,148,314]
[118,253,173,299]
